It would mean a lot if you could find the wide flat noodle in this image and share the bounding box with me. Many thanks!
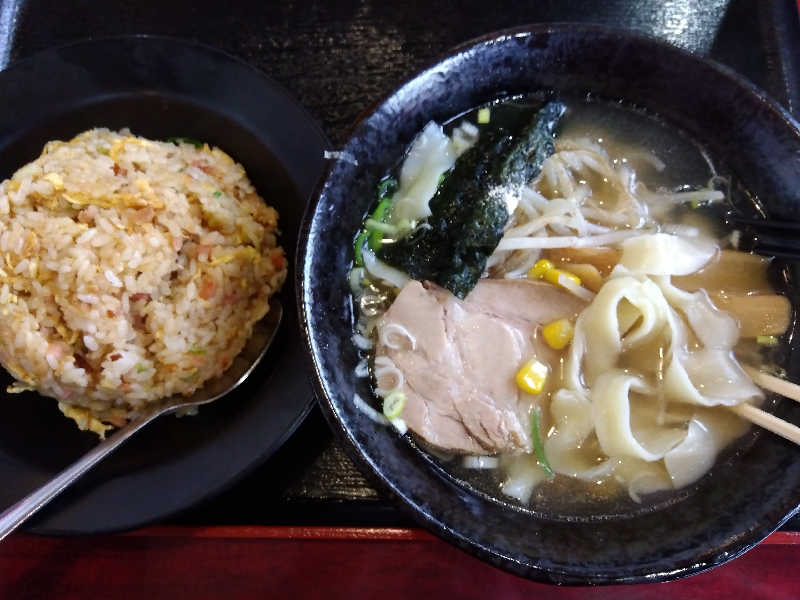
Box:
[545,389,615,480]
[614,458,672,503]
[619,233,716,276]
[549,233,762,501]
[657,276,738,348]
[391,122,456,223]
[391,121,478,225]
[664,407,750,488]
[563,276,670,389]
[658,277,761,406]
[663,418,717,488]
[592,371,686,462]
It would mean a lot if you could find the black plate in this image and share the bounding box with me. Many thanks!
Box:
[0,36,328,534]
[299,25,800,584]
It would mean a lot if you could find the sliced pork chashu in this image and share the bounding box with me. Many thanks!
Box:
[375,279,586,454]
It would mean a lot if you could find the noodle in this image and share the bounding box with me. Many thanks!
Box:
[495,229,647,251]
[349,98,775,510]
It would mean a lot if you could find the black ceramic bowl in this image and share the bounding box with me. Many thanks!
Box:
[0,36,327,534]
[299,24,800,584]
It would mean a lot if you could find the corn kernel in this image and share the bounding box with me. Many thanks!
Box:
[515,358,548,395]
[544,269,581,287]
[529,258,584,292]
[529,259,554,279]
[542,318,575,350]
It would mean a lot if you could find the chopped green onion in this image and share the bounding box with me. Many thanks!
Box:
[377,177,398,199]
[213,190,222,198]
[477,108,491,124]
[166,136,204,148]
[97,146,110,156]
[136,363,147,373]
[181,372,199,383]
[367,197,394,251]
[689,199,700,209]
[371,197,392,221]
[367,231,382,252]
[187,345,206,355]
[362,179,398,254]
[383,390,406,419]
[757,335,779,347]
[531,407,554,479]
[365,219,399,235]
[349,267,365,294]
[353,230,369,266]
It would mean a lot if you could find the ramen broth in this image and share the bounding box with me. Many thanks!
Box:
[350,96,786,513]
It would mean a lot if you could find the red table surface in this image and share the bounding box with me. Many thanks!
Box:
[1,527,798,599]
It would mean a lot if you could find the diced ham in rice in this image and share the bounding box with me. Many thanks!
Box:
[0,128,287,436]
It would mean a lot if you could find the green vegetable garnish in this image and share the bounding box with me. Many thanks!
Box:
[187,345,206,355]
[366,181,398,251]
[166,137,204,148]
[477,107,491,124]
[136,363,147,373]
[353,230,369,266]
[382,391,406,419]
[756,335,779,347]
[379,100,566,298]
[97,146,110,156]
[366,199,394,251]
[365,218,398,235]
[531,407,554,479]
[370,198,393,222]
[213,190,222,198]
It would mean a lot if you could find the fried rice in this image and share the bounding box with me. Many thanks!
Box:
[0,128,287,436]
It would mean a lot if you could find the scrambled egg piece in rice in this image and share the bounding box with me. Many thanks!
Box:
[0,129,287,435]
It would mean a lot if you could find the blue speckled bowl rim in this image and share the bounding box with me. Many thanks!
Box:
[297,23,800,585]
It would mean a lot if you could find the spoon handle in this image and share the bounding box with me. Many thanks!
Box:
[0,413,156,541]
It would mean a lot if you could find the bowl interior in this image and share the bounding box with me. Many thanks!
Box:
[299,25,800,584]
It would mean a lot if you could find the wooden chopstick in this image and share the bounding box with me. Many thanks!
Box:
[729,403,800,446]
[743,365,800,404]
[729,365,800,446]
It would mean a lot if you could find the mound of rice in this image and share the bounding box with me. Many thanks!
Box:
[0,128,286,435]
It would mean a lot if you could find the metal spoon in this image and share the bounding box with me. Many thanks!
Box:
[0,298,283,541]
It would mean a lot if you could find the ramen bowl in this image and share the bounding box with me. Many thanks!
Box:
[297,24,800,584]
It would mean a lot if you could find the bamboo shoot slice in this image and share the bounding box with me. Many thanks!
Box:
[545,247,620,275]
[711,293,791,337]
[675,250,772,294]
